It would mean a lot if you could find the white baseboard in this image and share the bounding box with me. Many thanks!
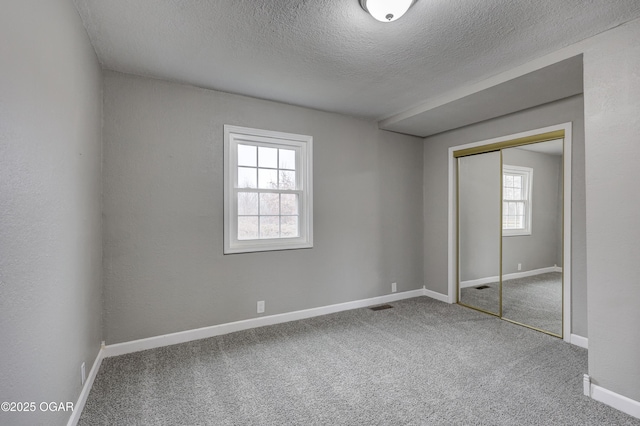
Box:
[422,288,451,303]
[504,266,562,281]
[584,375,640,419]
[583,374,591,397]
[460,275,500,288]
[67,346,105,426]
[570,334,588,349]
[104,289,425,357]
[461,266,562,288]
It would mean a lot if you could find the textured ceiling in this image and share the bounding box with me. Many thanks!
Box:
[73,0,640,120]
[380,56,584,137]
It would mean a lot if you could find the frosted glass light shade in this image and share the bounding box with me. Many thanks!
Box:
[360,0,417,22]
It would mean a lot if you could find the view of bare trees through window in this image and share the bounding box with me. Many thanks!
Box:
[237,144,299,240]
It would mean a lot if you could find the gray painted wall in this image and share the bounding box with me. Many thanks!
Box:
[102,71,423,344]
[423,94,588,337]
[583,18,640,403]
[0,1,103,425]
[502,148,563,275]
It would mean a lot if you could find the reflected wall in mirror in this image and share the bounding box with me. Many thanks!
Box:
[501,139,563,336]
[458,152,501,315]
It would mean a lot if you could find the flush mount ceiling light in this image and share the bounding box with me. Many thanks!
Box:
[360,0,417,22]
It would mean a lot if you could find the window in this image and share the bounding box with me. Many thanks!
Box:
[224,125,313,254]
[502,165,533,236]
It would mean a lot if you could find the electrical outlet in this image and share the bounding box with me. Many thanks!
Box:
[81,362,86,385]
[257,300,265,314]
[517,263,522,271]
[391,282,397,293]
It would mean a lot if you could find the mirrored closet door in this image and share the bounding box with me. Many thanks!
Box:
[456,131,565,338]
[458,152,501,316]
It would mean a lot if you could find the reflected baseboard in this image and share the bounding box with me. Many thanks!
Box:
[460,266,562,288]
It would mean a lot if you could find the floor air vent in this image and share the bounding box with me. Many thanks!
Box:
[370,304,393,311]
[475,285,490,290]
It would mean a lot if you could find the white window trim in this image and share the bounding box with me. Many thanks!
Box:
[224,125,313,254]
[502,164,533,237]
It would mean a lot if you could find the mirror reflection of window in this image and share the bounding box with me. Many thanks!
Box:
[502,165,532,236]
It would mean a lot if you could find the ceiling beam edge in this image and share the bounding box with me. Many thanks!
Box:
[377,41,587,132]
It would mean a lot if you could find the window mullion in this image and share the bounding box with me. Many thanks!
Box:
[235,187,301,194]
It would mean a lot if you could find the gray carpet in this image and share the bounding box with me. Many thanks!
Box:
[460,272,562,335]
[502,272,562,335]
[79,297,640,425]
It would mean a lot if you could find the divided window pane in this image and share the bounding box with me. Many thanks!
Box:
[513,188,521,199]
[259,193,280,215]
[259,216,280,239]
[237,191,300,240]
[281,216,299,238]
[281,194,298,215]
[505,188,513,200]
[237,144,301,240]
[503,199,527,229]
[279,170,296,190]
[238,216,259,240]
[238,192,258,215]
[240,146,299,190]
[238,144,257,167]
[258,147,278,168]
[513,176,522,188]
[258,168,278,189]
[238,167,257,188]
[279,149,296,170]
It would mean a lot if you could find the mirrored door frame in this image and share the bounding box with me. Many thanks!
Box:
[447,123,572,342]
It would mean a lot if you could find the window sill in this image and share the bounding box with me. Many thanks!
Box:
[224,240,313,254]
[503,230,532,237]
